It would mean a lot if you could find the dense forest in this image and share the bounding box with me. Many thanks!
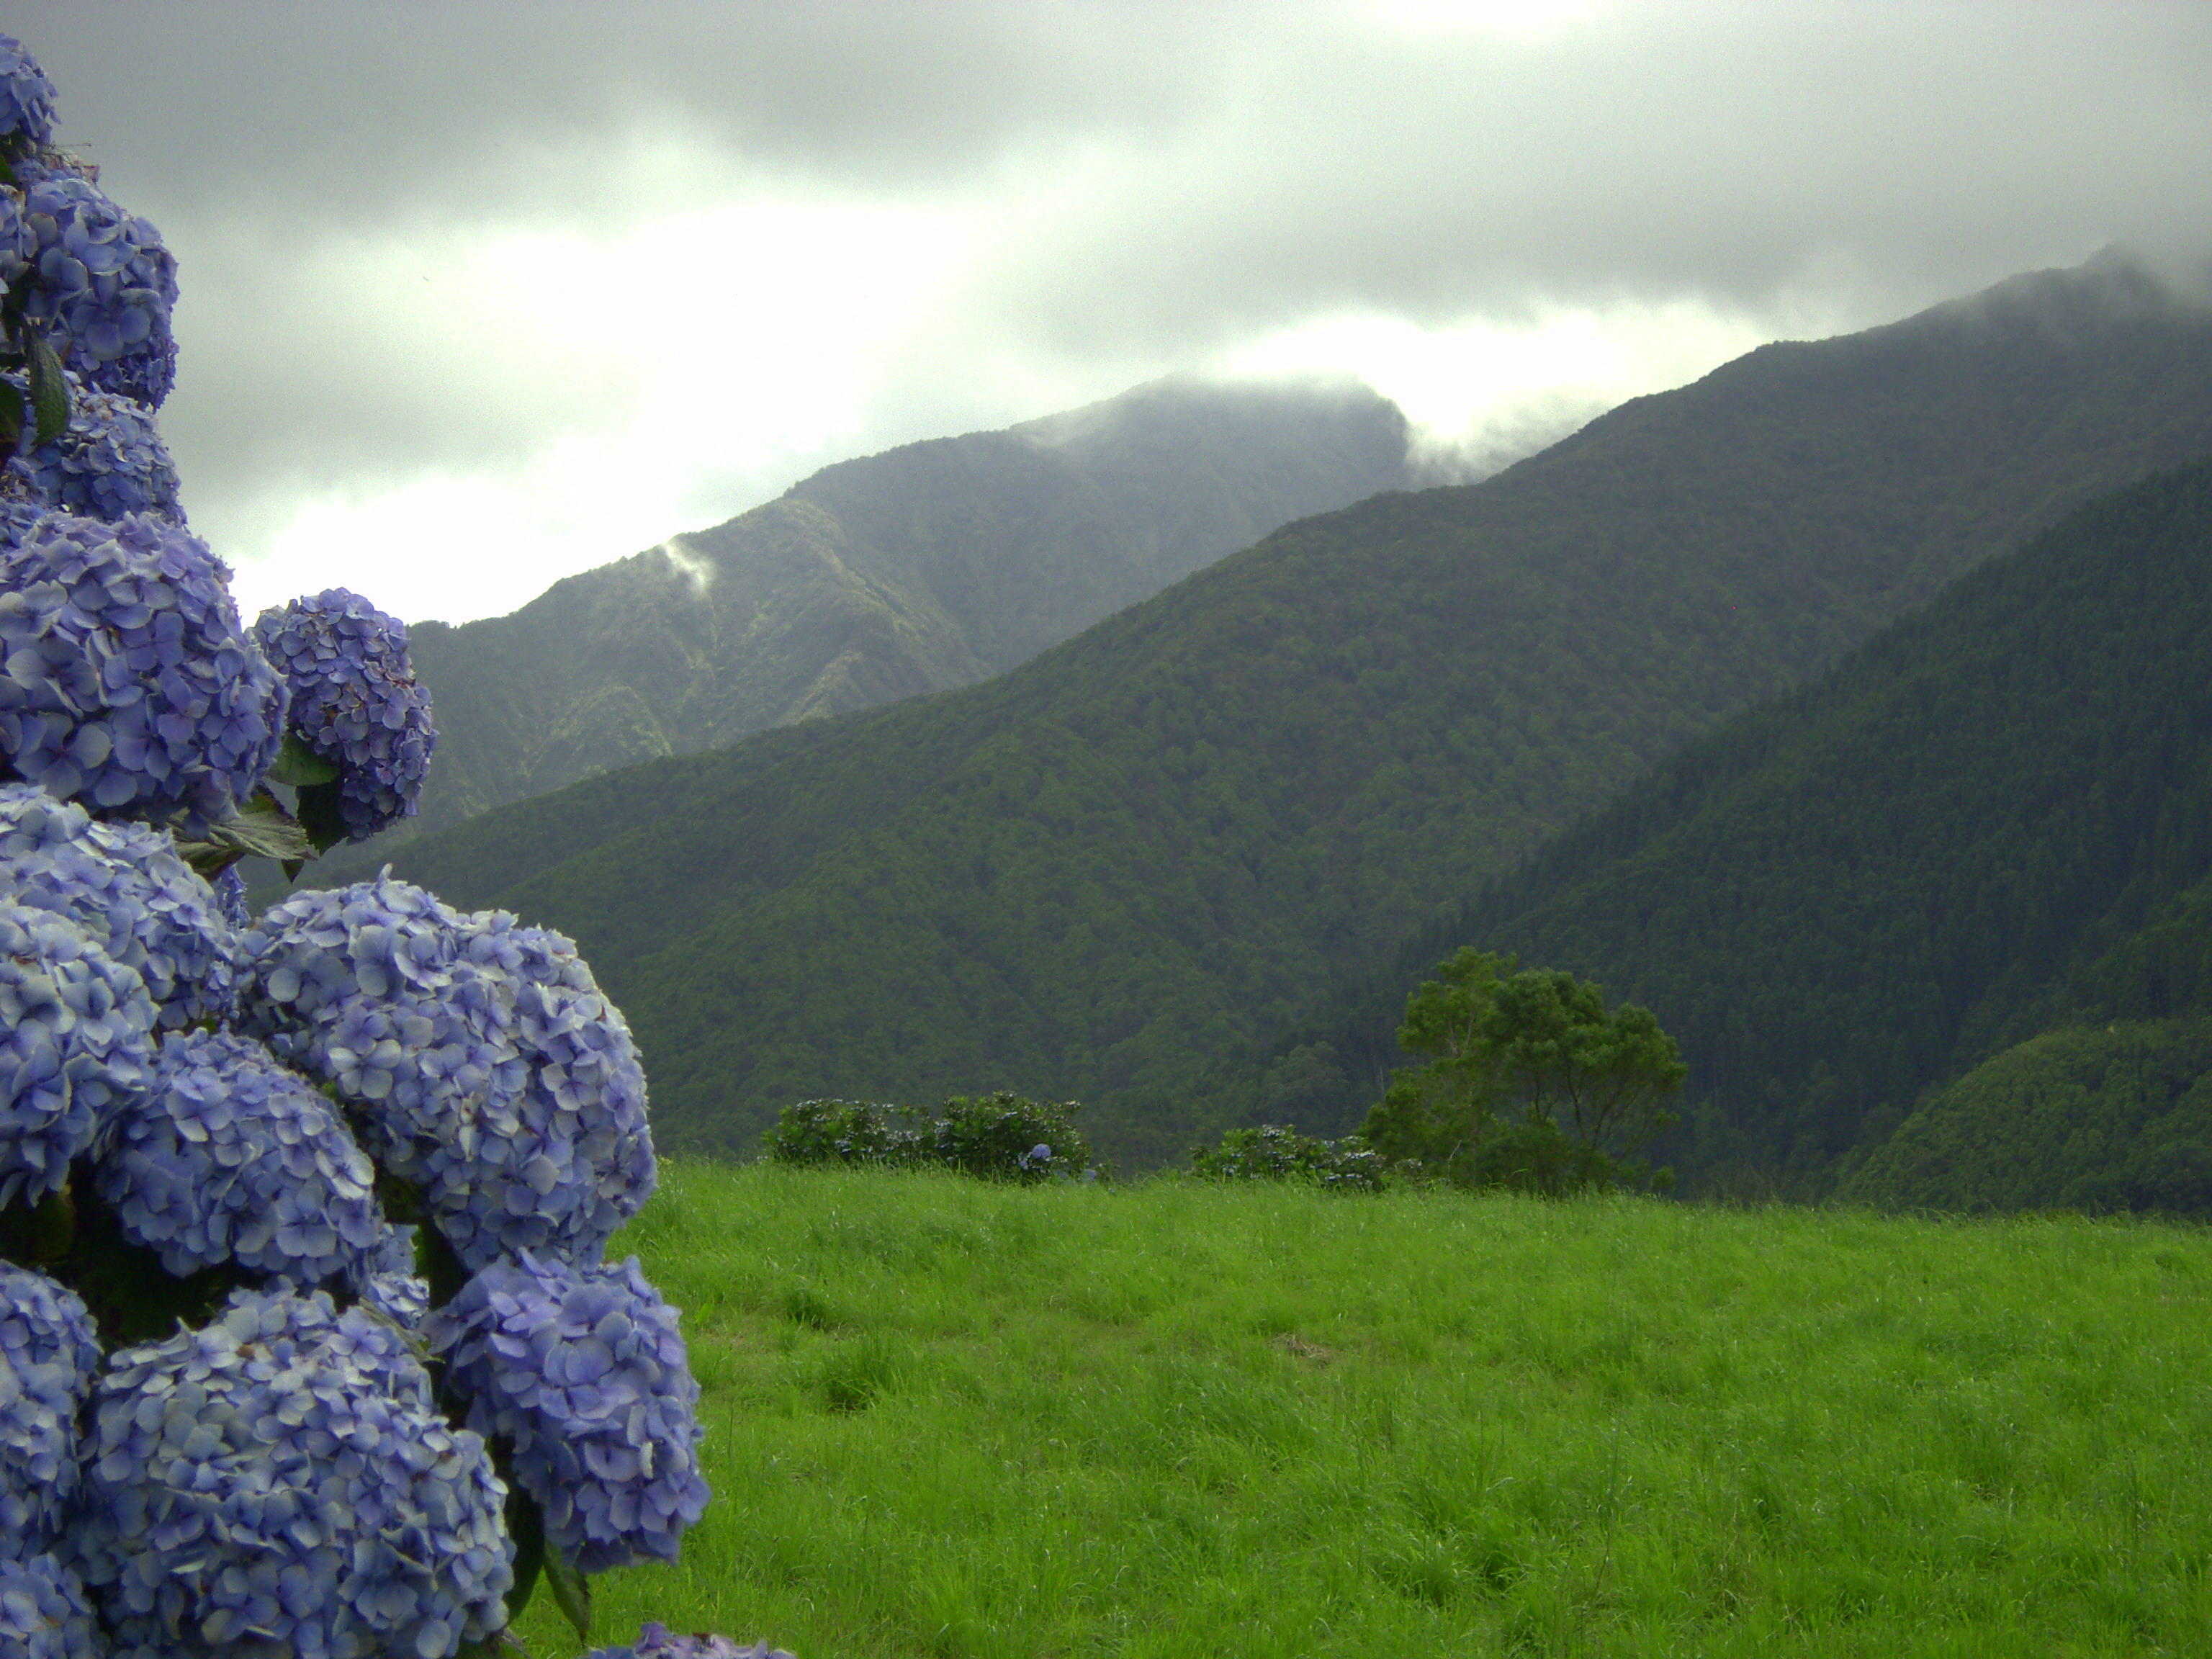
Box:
[1237,459,2212,1206]
[359,256,2212,1169]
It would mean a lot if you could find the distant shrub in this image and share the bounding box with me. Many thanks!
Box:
[766,1091,1091,1182]
[1189,1125,1386,1193]
[763,1099,926,1167]
[931,1092,1091,1182]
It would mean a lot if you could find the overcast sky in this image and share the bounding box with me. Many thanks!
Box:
[11,1,2211,625]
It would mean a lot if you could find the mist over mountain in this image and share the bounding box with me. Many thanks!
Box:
[331,374,1411,870]
[354,255,2212,1167]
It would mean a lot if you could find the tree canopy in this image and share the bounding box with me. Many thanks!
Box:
[1361,948,1685,1193]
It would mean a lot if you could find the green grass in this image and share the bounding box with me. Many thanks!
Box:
[521,1162,2212,1658]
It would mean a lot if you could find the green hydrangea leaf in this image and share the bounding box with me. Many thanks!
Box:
[266,732,341,787]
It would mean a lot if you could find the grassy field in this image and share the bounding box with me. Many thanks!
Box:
[518,1162,2212,1658]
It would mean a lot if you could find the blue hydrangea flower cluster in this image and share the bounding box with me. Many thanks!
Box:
[0,35,55,145]
[0,500,42,570]
[0,1262,99,1563]
[236,873,657,1273]
[587,1628,796,1659]
[0,781,234,1028]
[212,863,251,931]
[355,1223,431,1331]
[0,1553,94,1659]
[96,1028,386,1285]
[428,1251,711,1575]
[253,589,436,841]
[0,511,287,834]
[72,1286,514,1659]
[1,371,182,523]
[0,899,155,1207]
[10,167,177,408]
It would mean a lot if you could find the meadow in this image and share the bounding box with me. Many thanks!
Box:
[521,1162,2212,1658]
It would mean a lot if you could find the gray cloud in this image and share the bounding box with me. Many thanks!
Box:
[7,1,2210,620]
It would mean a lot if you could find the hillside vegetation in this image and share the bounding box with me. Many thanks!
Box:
[368,256,2212,1165]
[331,374,1410,866]
[1249,457,2212,1203]
[519,1162,2212,1658]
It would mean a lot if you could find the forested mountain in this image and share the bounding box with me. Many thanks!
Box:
[329,375,1410,868]
[356,254,2212,1166]
[1239,458,2212,1208]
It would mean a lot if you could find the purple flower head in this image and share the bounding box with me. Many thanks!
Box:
[12,166,177,406]
[428,1251,711,1575]
[0,1554,94,1659]
[212,861,250,932]
[1,368,182,523]
[71,1285,514,1659]
[588,1629,797,1659]
[236,873,657,1273]
[95,1028,387,1285]
[0,781,234,1028]
[0,1262,100,1563]
[355,1223,431,1331]
[0,898,156,1208]
[0,37,56,146]
[254,589,436,840]
[0,511,287,835]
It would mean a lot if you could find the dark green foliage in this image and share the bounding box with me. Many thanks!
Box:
[1187,1124,1385,1191]
[1272,455,2212,1205]
[364,258,2212,1168]
[1358,948,1683,1195]
[1840,1020,2212,1214]
[765,1092,1090,1182]
[0,1166,254,1349]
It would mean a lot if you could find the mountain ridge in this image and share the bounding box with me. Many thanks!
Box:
[351,255,2212,1166]
[319,373,1414,881]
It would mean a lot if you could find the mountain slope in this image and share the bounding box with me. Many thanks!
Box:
[354,375,1411,862]
[362,256,2212,1165]
[1239,457,2212,1202]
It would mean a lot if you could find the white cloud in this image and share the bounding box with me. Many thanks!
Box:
[210,170,978,622]
[1220,299,1804,479]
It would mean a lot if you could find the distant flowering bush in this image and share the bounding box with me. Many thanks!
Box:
[0,1261,99,1560]
[0,781,234,1028]
[766,1091,1092,1183]
[0,32,741,1657]
[763,1097,928,1167]
[0,512,286,834]
[1,371,181,523]
[587,1627,797,1659]
[72,1287,515,1659]
[254,588,436,840]
[430,1250,711,1574]
[931,1090,1091,1182]
[1188,1123,1387,1192]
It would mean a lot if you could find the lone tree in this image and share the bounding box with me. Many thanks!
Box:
[1359,948,1686,1194]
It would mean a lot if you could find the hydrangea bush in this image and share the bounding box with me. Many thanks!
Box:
[0,33,755,1659]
